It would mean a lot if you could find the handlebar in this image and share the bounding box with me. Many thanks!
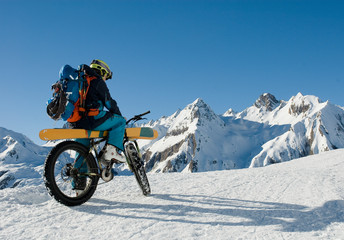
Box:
[136,110,151,118]
[126,111,151,125]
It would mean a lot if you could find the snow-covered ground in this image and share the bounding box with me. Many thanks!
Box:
[1,149,343,240]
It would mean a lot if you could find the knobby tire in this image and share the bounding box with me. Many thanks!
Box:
[126,143,151,196]
[43,141,99,206]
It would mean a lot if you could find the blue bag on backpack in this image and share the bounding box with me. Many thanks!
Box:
[47,65,83,121]
[58,65,80,121]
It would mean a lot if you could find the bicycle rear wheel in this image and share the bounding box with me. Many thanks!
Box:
[43,141,99,206]
[125,142,151,196]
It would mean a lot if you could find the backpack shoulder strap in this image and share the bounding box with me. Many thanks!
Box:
[78,75,98,114]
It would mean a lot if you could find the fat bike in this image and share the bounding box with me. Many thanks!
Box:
[40,111,157,206]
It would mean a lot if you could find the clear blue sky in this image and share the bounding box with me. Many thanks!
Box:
[0,0,343,145]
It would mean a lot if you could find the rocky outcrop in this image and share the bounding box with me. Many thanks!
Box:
[254,93,280,111]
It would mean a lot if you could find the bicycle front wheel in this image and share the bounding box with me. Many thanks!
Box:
[43,141,99,206]
[125,142,151,196]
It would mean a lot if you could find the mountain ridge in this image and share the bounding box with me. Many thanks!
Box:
[141,92,344,172]
[1,92,344,189]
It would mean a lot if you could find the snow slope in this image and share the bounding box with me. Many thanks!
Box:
[1,149,343,240]
[0,127,50,189]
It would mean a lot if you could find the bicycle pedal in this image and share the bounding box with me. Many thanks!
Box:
[112,159,126,164]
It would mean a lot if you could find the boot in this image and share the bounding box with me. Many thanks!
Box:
[101,144,126,165]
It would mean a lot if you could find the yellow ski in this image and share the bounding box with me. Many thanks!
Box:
[39,127,158,141]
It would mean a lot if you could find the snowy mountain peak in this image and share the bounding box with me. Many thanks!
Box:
[223,108,236,117]
[141,98,227,173]
[187,98,211,114]
[254,93,280,111]
[143,93,344,173]
[0,127,33,148]
[287,92,323,116]
[191,97,205,106]
[187,98,221,124]
[0,127,50,189]
[168,98,223,129]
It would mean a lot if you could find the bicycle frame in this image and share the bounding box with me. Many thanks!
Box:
[78,111,152,175]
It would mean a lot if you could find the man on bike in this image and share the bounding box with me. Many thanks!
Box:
[73,59,126,166]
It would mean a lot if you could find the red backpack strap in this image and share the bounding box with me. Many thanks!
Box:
[78,75,98,115]
[80,75,96,108]
[67,75,99,122]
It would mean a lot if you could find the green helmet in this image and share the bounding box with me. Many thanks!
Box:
[90,59,113,80]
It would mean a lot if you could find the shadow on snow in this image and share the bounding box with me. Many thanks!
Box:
[74,193,344,233]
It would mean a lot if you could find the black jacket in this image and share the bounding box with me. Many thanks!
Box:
[72,66,122,129]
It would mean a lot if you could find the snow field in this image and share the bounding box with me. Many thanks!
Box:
[1,149,344,239]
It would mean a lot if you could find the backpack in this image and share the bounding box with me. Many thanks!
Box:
[46,64,99,122]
